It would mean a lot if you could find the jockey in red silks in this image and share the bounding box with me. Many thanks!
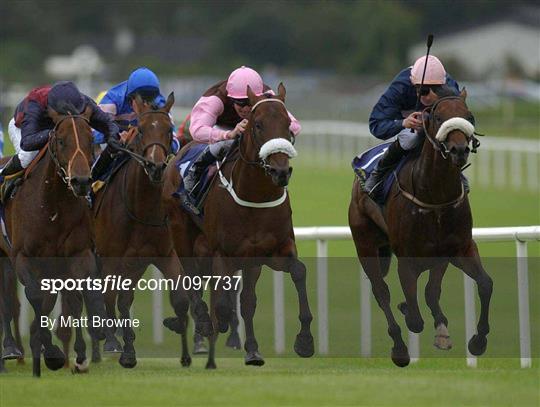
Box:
[182,66,301,191]
[363,55,463,200]
[1,81,120,177]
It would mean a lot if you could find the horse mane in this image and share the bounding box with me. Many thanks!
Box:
[433,85,459,98]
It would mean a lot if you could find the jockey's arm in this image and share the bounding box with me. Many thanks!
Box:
[19,101,51,151]
[369,83,407,141]
[189,96,229,144]
[87,98,120,142]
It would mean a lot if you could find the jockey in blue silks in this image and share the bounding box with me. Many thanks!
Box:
[363,55,461,199]
[91,67,179,180]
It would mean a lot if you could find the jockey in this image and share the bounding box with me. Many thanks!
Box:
[0,81,120,177]
[183,66,301,191]
[92,67,179,180]
[363,55,460,197]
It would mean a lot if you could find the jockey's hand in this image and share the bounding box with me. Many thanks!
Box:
[107,137,124,151]
[227,119,248,139]
[403,112,423,130]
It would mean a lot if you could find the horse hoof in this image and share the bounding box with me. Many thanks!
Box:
[103,339,123,353]
[468,335,487,356]
[44,346,66,371]
[434,335,453,350]
[119,352,137,369]
[405,315,424,334]
[193,340,208,355]
[180,355,192,367]
[226,332,242,350]
[71,359,90,374]
[163,317,186,334]
[294,333,314,358]
[2,345,23,360]
[244,351,265,366]
[218,320,229,334]
[205,360,217,370]
[391,346,410,368]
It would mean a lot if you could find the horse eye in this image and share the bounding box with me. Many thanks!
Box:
[255,122,262,131]
[434,115,442,124]
[57,138,65,148]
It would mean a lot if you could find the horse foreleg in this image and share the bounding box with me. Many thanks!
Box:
[66,291,89,373]
[102,289,122,353]
[424,263,452,350]
[240,267,264,365]
[2,264,23,360]
[396,259,424,333]
[274,240,314,358]
[225,284,241,350]
[117,289,137,368]
[452,241,493,356]
[56,293,72,368]
[157,254,191,367]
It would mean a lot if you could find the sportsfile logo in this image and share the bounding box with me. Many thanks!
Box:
[40,275,242,294]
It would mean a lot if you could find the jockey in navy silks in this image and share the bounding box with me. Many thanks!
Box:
[92,67,179,180]
[363,55,462,199]
[1,81,120,177]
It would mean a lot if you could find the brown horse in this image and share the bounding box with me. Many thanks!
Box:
[163,84,314,369]
[92,93,209,368]
[349,89,492,367]
[0,106,106,377]
[1,260,24,362]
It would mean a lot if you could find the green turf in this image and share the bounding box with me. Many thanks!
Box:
[1,358,539,407]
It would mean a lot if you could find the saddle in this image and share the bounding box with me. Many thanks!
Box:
[174,141,239,217]
[352,143,415,206]
[0,144,48,204]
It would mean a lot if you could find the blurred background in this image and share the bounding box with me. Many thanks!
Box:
[1,0,538,359]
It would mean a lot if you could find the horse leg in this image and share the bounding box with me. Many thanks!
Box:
[68,292,89,374]
[117,289,137,368]
[241,266,264,366]
[424,263,452,350]
[102,289,122,353]
[2,265,23,360]
[205,288,218,370]
[274,239,314,358]
[156,254,191,367]
[396,259,424,333]
[356,244,409,367]
[226,285,241,350]
[56,292,72,368]
[451,241,493,356]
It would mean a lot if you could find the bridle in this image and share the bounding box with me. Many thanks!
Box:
[421,96,481,160]
[238,98,289,173]
[112,109,174,181]
[48,114,92,189]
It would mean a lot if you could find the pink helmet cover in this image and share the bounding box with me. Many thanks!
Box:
[410,55,446,85]
[226,66,264,98]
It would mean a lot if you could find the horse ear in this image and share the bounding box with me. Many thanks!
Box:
[163,92,175,113]
[246,85,257,106]
[47,106,61,123]
[134,94,145,110]
[277,82,286,101]
[460,87,467,101]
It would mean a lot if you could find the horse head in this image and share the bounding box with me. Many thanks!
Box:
[47,105,94,197]
[131,92,175,183]
[244,83,297,187]
[424,88,478,168]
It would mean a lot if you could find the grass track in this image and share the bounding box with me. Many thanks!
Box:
[1,358,539,407]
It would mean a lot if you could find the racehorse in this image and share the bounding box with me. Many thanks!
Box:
[1,260,24,362]
[92,93,210,368]
[0,106,106,377]
[349,89,492,367]
[163,84,314,369]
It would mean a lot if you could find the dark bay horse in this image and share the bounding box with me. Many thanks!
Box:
[0,106,106,377]
[163,84,314,369]
[349,89,492,367]
[92,94,209,368]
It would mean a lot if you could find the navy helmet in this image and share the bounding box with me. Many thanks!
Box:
[48,81,86,114]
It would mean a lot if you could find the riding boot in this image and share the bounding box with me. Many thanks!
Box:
[0,156,23,177]
[363,140,406,199]
[183,147,216,192]
[91,147,115,182]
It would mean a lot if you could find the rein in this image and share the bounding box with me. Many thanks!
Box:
[112,110,174,181]
[218,97,291,208]
[48,114,91,189]
[397,96,479,209]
